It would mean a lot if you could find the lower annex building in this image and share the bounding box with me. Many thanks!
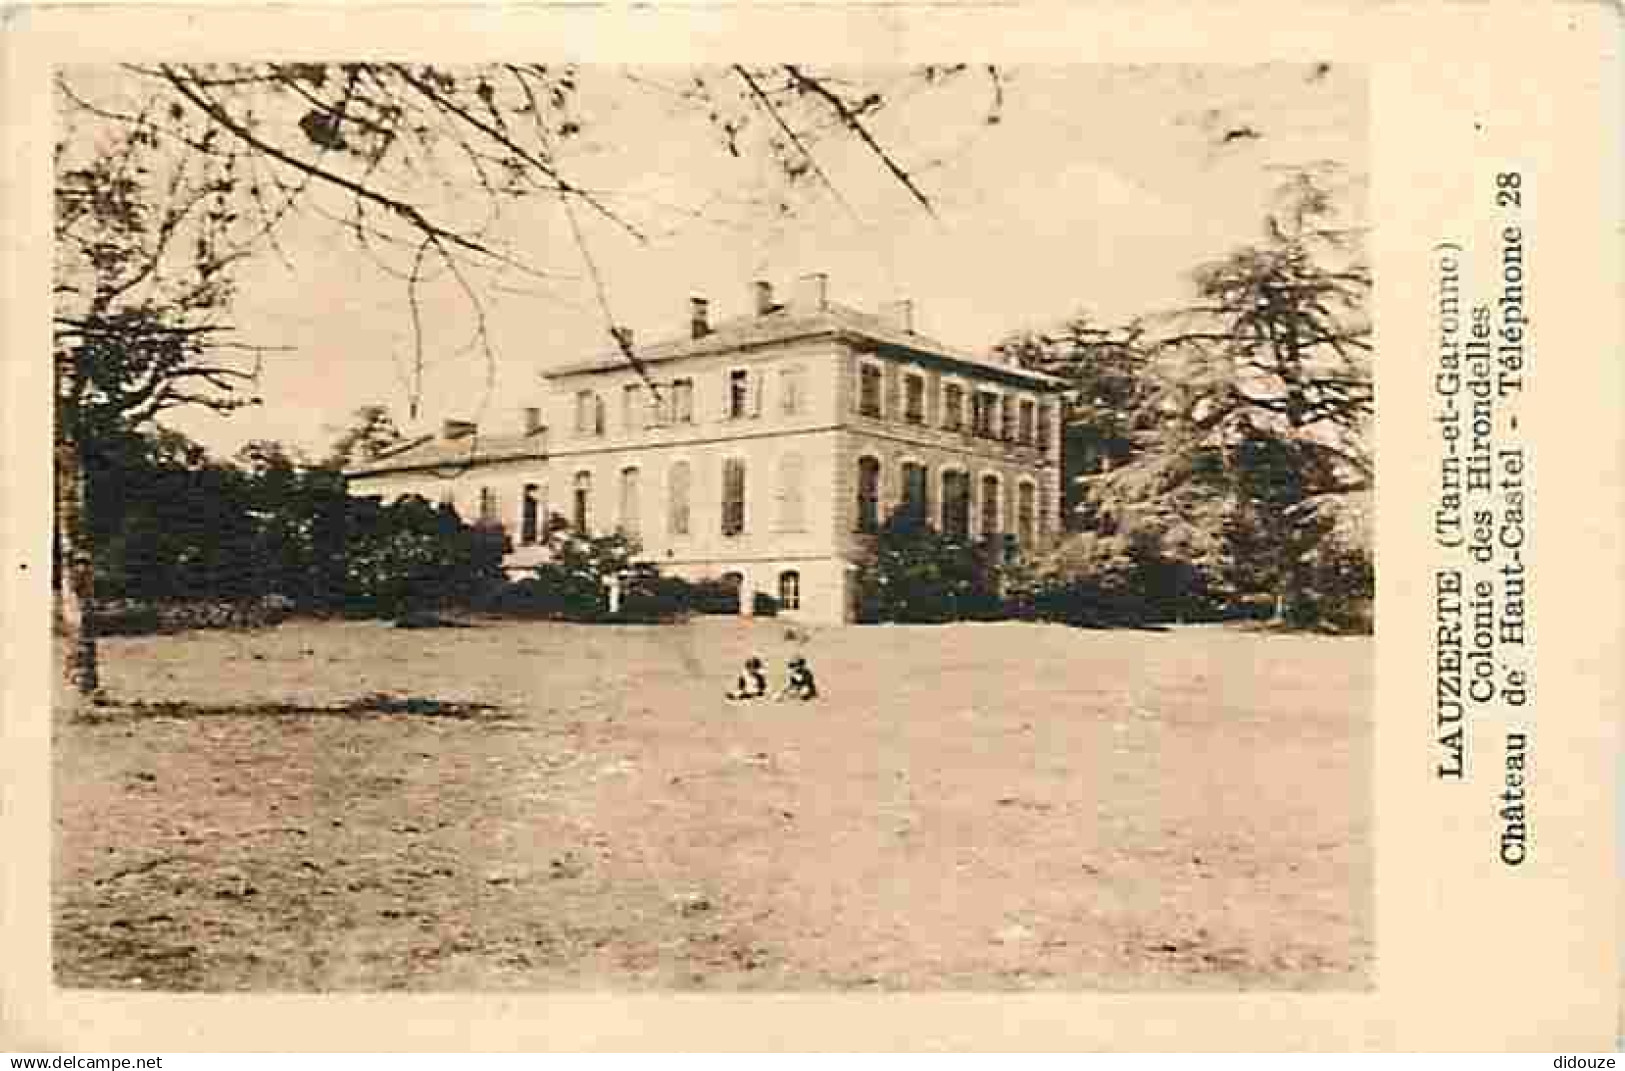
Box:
[345,274,1064,623]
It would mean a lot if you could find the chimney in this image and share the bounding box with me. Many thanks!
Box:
[794,272,828,312]
[442,418,477,441]
[880,299,915,334]
[689,296,710,340]
[753,279,775,316]
[521,406,543,436]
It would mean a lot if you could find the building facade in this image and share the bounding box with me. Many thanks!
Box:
[346,274,1063,623]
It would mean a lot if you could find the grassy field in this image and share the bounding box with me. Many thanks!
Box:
[54,616,1371,991]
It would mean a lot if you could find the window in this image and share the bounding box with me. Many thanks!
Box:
[1000,395,1017,442]
[1019,398,1037,445]
[728,368,757,419]
[671,378,695,424]
[980,475,1000,540]
[576,390,606,437]
[904,373,925,424]
[856,456,881,533]
[778,570,802,612]
[572,472,591,533]
[858,363,883,417]
[941,470,971,541]
[619,466,640,539]
[780,364,807,416]
[942,383,964,431]
[668,460,691,536]
[623,384,643,433]
[1017,481,1036,546]
[721,457,746,536]
[521,483,542,545]
[899,461,928,527]
[1037,399,1052,452]
[972,390,998,437]
[574,390,605,437]
[478,486,499,526]
[776,452,806,532]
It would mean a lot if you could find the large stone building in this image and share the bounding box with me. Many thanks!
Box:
[345,274,1063,622]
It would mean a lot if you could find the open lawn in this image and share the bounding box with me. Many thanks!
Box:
[55,617,1371,991]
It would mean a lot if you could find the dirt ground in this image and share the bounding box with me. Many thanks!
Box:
[54,617,1371,991]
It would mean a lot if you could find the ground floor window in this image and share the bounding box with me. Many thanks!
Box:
[573,471,592,533]
[856,456,881,532]
[941,470,971,541]
[721,571,745,614]
[899,461,928,527]
[778,570,801,611]
[521,483,542,545]
[619,466,641,540]
[1017,480,1036,546]
[721,457,747,536]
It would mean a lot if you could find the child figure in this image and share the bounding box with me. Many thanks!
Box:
[775,655,818,701]
[726,656,768,700]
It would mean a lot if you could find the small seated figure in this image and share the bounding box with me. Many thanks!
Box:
[726,656,768,701]
[775,655,818,701]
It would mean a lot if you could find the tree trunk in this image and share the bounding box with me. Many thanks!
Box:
[55,372,100,697]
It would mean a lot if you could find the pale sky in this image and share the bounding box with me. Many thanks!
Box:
[142,63,1367,459]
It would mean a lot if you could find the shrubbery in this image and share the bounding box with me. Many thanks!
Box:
[854,514,1005,624]
[342,494,509,617]
[1007,530,1217,627]
[480,521,738,624]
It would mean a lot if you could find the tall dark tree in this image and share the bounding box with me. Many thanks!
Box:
[1094,169,1372,620]
[324,405,405,470]
[54,104,262,698]
[996,315,1150,529]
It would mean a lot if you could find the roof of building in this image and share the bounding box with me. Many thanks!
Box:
[346,299,1061,480]
[549,301,1065,388]
[344,430,546,479]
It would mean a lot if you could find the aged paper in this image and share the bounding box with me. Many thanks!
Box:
[2,0,1619,1052]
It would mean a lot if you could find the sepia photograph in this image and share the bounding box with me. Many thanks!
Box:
[47,61,1375,995]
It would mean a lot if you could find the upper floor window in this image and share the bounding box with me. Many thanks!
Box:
[521,483,542,545]
[858,363,883,418]
[727,368,761,419]
[574,390,604,437]
[776,452,806,532]
[972,390,998,437]
[941,470,971,541]
[904,372,925,424]
[1037,398,1053,452]
[721,457,747,536]
[668,460,691,536]
[856,456,881,533]
[1000,395,1017,442]
[622,383,644,433]
[572,471,592,533]
[780,364,807,416]
[618,466,641,540]
[667,378,695,425]
[942,383,965,431]
[1018,398,1037,445]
